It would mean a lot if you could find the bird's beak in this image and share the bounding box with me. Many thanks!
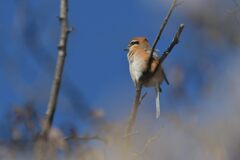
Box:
[124,48,129,52]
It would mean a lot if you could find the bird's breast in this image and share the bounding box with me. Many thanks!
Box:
[128,55,148,83]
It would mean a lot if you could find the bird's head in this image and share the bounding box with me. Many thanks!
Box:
[124,37,150,52]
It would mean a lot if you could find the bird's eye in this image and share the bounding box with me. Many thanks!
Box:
[130,41,139,46]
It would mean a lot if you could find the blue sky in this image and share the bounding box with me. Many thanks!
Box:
[2,1,240,160]
[0,0,239,134]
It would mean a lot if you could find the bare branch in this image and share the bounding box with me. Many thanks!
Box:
[159,24,184,64]
[125,90,147,137]
[147,0,178,69]
[126,84,143,136]
[41,0,72,140]
[64,135,107,143]
[37,2,72,159]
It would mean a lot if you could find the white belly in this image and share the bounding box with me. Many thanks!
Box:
[129,62,164,87]
[129,56,146,85]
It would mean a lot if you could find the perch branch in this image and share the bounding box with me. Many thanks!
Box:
[147,0,178,71]
[41,0,72,139]
[125,91,147,137]
[125,0,180,141]
[126,84,143,135]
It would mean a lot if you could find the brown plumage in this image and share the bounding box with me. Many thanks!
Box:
[126,37,169,118]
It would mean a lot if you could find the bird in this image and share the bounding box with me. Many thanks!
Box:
[125,37,169,119]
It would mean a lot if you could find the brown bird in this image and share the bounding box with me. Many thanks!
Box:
[125,37,169,118]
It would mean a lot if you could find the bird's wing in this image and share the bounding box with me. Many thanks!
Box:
[146,48,170,85]
[146,48,160,59]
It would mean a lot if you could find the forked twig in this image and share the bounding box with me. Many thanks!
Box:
[159,24,184,64]
[147,0,178,70]
[125,0,183,142]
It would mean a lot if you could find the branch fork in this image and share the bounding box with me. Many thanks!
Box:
[126,0,185,141]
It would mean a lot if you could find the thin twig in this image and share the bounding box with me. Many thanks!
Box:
[159,24,184,64]
[147,0,178,72]
[148,24,184,80]
[41,0,72,140]
[64,135,107,143]
[123,131,139,139]
[133,133,161,159]
[139,92,147,105]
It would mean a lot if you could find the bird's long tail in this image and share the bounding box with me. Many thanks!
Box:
[155,86,161,119]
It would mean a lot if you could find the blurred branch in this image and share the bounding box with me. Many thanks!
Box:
[123,131,139,138]
[233,0,240,7]
[232,0,240,24]
[41,0,72,140]
[133,133,161,159]
[64,135,107,144]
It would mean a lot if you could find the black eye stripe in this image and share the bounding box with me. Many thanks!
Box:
[130,41,139,45]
